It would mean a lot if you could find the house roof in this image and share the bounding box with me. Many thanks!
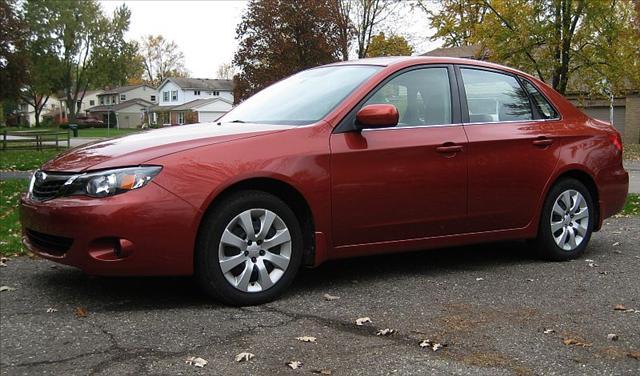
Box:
[160,77,233,91]
[99,84,155,96]
[87,98,154,112]
[420,44,487,59]
[150,97,233,112]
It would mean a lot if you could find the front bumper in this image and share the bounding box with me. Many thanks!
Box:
[20,182,199,276]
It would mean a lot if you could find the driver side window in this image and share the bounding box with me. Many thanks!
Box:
[363,68,452,127]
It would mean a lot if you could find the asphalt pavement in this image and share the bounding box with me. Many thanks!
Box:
[1,217,639,375]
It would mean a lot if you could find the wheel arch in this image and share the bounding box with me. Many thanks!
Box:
[197,177,317,266]
[544,168,601,231]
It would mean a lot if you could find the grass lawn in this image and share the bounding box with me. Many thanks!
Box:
[624,143,640,161]
[0,149,65,171]
[620,193,640,216]
[74,127,143,138]
[0,179,28,256]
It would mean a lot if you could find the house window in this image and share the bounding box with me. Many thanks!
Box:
[177,112,185,124]
[120,94,126,101]
[171,90,178,101]
[90,100,95,106]
[194,90,200,95]
[151,95,156,102]
[100,97,105,105]
[213,91,220,96]
[163,91,169,101]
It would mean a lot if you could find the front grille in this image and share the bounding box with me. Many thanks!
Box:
[31,171,74,201]
[26,229,73,256]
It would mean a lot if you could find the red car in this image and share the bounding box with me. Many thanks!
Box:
[21,57,629,305]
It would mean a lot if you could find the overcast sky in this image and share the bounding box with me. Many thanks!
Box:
[99,0,440,79]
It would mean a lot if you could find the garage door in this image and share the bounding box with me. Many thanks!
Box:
[197,111,225,123]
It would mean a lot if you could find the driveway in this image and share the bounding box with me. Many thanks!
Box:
[1,217,639,375]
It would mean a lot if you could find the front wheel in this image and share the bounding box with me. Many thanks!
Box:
[534,178,595,261]
[195,191,303,306]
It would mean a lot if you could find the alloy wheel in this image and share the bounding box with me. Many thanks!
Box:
[550,189,589,251]
[218,208,292,292]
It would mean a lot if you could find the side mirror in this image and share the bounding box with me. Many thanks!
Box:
[355,104,399,130]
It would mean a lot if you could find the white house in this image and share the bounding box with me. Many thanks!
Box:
[17,95,62,126]
[152,77,234,125]
[97,84,158,106]
[87,98,155,128]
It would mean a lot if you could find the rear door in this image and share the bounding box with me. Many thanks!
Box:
[456,66,563,231]
[330,66,469,246]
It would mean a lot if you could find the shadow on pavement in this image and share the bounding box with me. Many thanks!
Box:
[24,240,549,311]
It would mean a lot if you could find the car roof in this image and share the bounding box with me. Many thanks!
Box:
[326,56,533,80]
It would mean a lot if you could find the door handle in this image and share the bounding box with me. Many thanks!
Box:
[532,137,553,147]
[436,145,463,153]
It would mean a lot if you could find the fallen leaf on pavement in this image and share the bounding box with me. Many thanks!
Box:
[614,304,628,311]
[376,328,396,336]
[185,356,208,368]
[526,278,535,282]
[628,351,640,360]
[543,329,555,334]
[311,369,332,375]
[419,339,447,351]
[323,293,340,301]
[235,352,255,362]
[355,317,372,326]
[613,250,622,254]
[296,336,317,343]
[74,307,88,318]
[587,262,598,268]
[612,242,620,246]
[46,307,58,313]
[0,257,8,267]
[607,333,619,341]
[0,286,16,292]
[475,277,484,281]
[286,361,303,369]
[562,338,591,347]
[598,271,609,275]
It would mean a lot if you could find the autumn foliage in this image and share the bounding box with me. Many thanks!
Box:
[232,0,344,102]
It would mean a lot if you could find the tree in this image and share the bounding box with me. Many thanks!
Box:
[23,0,139,123]
[233,0,343,101]
[0,0,28,101]
[139,35,188,86]
[416,0,487,48]
[424,0,640,96]
[366,32,413,57]
[216,63,235,80]
[350,0,399,58]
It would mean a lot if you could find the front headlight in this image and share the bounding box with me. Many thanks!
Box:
[65,166,162,198]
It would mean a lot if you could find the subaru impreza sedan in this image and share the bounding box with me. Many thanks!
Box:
[21,57,629,305]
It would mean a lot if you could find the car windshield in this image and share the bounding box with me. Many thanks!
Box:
[218,65,382,125]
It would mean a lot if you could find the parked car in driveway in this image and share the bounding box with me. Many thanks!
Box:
[20,57,629,305]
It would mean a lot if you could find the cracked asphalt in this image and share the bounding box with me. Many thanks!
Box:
[1,217,639,375]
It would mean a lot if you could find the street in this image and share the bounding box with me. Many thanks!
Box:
[1,217,639,375]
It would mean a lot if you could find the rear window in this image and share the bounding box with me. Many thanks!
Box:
[522,80,559,119]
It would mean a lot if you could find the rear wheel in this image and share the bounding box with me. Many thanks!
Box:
[535,178,594,261]
[195,191,303,305]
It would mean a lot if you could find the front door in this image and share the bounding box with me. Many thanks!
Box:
[330,66,469,246]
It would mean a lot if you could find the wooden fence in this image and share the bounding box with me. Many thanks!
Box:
[1,130,70,151]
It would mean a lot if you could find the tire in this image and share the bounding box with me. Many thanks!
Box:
[534,178,595,261]
[195,190,303,306]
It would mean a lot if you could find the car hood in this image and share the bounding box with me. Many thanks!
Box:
[42,123,294,172]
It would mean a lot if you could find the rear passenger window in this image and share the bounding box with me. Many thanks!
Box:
[460,68,533,123]
[522,80,558,119]
[364,68,452,127]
